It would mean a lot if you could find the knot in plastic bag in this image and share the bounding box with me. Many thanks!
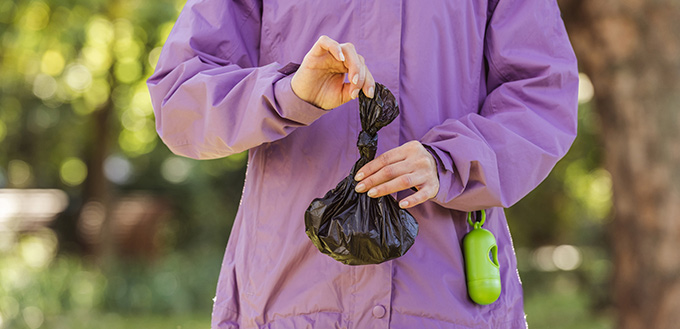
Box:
[356,131,377,170]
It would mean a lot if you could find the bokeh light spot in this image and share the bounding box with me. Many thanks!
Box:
[65,64,92,92]
[104,154,133,184]
[19,230,58,269]
[22,2,50,31]
[565,161,613,222]
[70,272,99,309]
[114,59,142,84]
[82,46,112,74]
[8,160,32,187]
[86,16,114,47]
[41,50,65,76]
[29,106,59,131]
[78,201,106,246]
[119,127,158,157]
[114,38,142,61]
[131,84,153,116]
[578,73,594,104]
[60,157,88,186]
[113,18,134,40]
[553,245,583,271]
[161,156,193,184]
[83,78,111,108]
[121,109,146,132]
[33,73,58,100]
[22,306,44,329]
[532,246,558,272]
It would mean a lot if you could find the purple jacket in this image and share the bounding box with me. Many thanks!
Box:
[148,0,578,328]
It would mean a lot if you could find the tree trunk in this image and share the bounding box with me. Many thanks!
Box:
[559,1,680,328]
[79,95,113,258]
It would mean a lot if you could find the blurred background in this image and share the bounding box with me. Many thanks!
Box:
[1,0,677,328]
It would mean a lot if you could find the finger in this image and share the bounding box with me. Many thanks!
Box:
[364,173,424,199]
[339,42,364,99]
[356,55,367,88]
[354,161,411,193]
[354,145,409,182]
[362,67,376,98]
[313,35,345,62]
[398,186,438,209]
[353,54,373,98]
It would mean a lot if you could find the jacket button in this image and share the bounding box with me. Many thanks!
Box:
[372,305,386,318]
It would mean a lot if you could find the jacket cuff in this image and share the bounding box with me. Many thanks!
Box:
[422,143,464,207]
[273,64,329,125]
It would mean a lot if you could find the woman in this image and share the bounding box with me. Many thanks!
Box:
[148,0,578,327]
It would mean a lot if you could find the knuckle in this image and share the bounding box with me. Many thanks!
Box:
[400,175,413,187]
[402,141,417,153]
[378,154,391,167]
[427,156,437,170]
[366,163,378,175]
[382,166,395,179]
[342,42,356,51]
[415,156,429,168]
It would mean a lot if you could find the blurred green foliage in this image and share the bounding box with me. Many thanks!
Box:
[0,232,217,328]
[0,0,613,328]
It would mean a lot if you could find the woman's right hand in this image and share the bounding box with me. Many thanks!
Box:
[291,35,376,110]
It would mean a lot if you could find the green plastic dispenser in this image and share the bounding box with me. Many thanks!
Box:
[463,210,501,305]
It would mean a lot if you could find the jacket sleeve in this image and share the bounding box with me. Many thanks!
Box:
[420,0,579,212]
[147,0,327,160]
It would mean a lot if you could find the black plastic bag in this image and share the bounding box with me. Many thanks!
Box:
[304,83,419,265]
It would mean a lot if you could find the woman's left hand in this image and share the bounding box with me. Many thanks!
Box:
[354,141,440,209]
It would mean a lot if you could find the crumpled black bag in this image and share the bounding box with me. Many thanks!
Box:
[304,83,419,265]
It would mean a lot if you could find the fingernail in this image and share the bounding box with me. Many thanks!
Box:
[399,200,409,208]
[367,189,377,197]
[368,86,374,98]
[355,183,366,193]
[352,74,359,85]
[351,89,360,99]
[355,172,364,181]
[338,47,345,61]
